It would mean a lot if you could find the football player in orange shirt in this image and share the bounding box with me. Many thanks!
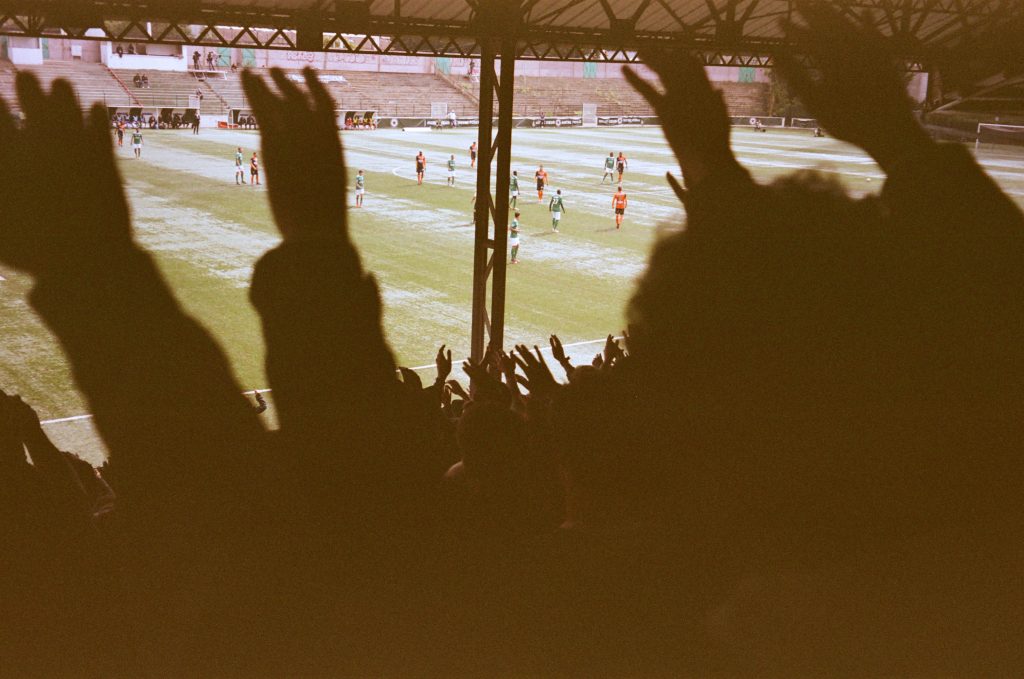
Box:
[535,165,549,202]
[612,185,628,229]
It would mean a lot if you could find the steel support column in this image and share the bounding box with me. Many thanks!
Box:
[470,36,516,363]
[470,39,496,363]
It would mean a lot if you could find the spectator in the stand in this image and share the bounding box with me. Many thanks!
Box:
[116,44,124,58]
[192,49,200,70]
[206,51,215,70]
[231,63,239,73]
[128,43,136,55]
[141,74,149,88]
[132,73,142,88]
[172,112,182,129]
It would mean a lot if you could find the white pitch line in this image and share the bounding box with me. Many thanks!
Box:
[39,337,617,427]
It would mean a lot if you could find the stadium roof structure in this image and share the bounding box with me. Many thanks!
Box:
[0,0,1019,68]
[2,0,1019,362]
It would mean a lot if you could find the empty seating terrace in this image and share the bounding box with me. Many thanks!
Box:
[510,75,767,117]
[323,71,478,117]
[201,69,479,117]
[12,61,136,110]
[0,63,16,114]
[111,69,225,114]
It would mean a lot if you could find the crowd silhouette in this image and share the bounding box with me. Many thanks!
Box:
[2,5,1022,676]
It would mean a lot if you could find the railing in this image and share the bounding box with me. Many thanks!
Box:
[92,93,212,110]
[109,91,227,110]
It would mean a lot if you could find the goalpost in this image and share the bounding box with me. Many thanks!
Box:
[788,117,819,128]
[975,123,1024,151]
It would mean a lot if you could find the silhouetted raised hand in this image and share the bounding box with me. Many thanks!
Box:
[244,67,397,434]
[447,379,471,402]
[776,1,932,172]
[241,67,348,242]
[434,344,453,386]
[624,52,740,189]
[0,73,132,276]
[549,334,575,379]
[602,334,625,368]
[500,351,527,410]
[462,356,509,405]
[512,344,560,400]
[1,71,269,677]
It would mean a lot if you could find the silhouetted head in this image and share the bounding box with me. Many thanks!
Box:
[456,401,524,486]
[627,169,1024,557]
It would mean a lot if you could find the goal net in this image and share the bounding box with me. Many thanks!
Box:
[975,123,1024,150]
[789,117,819,129]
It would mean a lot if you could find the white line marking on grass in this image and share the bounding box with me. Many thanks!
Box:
[39,337,618,427]
[41,414,95,425]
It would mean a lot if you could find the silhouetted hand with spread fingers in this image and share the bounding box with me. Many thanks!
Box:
[500,350,527,410]
[512,344,560,400]
[624,52,739,188]
[0,73,132,277]
[434,344,453,386]
[776,1,933,171]
[549,334,576,379]
[603,334,625,368]
[241,67,348,242]
[462,356,509,404]
[447,379,471,402]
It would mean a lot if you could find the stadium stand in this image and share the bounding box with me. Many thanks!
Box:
[202,71,247,111]
[333,71,478,117]
[13,60,137,109]
[924,77,1024,143]
[203,69,480,117]
[0,62,16,114]
[718,81,771,117]
[494,75,767,118]
[1,60,767,121]
[111,69,225,114]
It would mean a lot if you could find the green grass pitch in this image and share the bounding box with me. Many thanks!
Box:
[3,125,1024,463]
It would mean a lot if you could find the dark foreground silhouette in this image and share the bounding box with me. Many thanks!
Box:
[1,5,1022,676]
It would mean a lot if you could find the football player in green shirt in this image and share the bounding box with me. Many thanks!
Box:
[602,152,615,184]
[548,189,566,232]
[131,130,143,158]
[510,170,520,208]
[446,155,456,186]
[355,169,365,207]
[235,147,246,185]
[509,209,521,263]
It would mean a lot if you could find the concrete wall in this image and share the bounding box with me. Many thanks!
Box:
[263,50,433,73]
[103,43,188,70]
[8,36,42,65]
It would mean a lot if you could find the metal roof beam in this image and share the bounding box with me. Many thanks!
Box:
[0,0,1011,62]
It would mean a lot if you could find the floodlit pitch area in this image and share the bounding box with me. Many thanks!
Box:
[3,125,1024,462]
